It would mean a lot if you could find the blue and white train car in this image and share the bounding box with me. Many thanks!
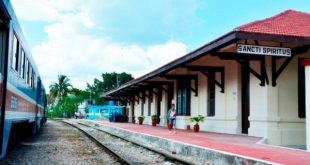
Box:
[0,0,47,158]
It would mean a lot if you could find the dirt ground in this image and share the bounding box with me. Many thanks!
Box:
[0,120,120,165]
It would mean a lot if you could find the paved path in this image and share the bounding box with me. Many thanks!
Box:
[91,120,310,165]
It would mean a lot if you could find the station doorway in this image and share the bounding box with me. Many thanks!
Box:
[241,62,250,134]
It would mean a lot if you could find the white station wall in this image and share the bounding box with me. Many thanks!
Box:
[126,50,310,147]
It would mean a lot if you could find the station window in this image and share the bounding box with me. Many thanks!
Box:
[19,49,25,78]
[176,79,191,116]
[12,34,19,71]
[207,72,216,116]
[298,59,305,118]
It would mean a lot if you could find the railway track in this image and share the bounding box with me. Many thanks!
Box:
[63,120,193,165]
[62,121,129,165]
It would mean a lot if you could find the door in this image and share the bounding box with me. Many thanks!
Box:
[207,72,216,116]
[156,87,162,124]
[241,61,250,134]
[131,101,135,118]
[0,5,9,154]
[298,58,306,118]
[167,84,173,110]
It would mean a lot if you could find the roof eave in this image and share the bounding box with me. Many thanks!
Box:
[102,31,238,97]
[236,31,310,44]
[103,31,310,98]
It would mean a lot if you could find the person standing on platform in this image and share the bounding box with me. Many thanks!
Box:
[167,106,172,126]
[169,104,177,134]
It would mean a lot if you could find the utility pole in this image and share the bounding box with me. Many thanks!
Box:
[116,74,119,88]
[89,90,92,105]
[116,74,119,106]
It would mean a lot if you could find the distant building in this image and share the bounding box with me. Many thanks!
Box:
[77,99,96,114]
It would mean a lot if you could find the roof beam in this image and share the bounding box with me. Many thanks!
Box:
[184,65,225,93]
[161,74,198,96]
[212,52,263,61]
[272,45,310,86]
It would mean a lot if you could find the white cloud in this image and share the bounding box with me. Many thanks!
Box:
[33,27,187,89]
[11,0,84,22]
[11,0,189,90]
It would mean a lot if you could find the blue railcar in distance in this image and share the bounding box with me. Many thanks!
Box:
[87,105,124,121]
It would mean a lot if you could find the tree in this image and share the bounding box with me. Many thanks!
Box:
[47,72,134,118]
[48,96,81,118]
[70,87,88,99]
[86,72,134,105]
[49,75,72,98]
[48,75,76,118]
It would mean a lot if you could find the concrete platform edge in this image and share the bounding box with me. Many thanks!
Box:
[83,120,277,165]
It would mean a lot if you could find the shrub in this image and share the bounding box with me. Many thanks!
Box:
[138,116,145,121]
[151,115,158,120]
[190,115,205,124]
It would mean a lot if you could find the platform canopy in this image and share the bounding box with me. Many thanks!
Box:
[102,10,310,100]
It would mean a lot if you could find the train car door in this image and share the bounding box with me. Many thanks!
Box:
[0,2,10,155]
[35,79,42,131]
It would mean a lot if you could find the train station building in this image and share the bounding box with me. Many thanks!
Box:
[103,10,310,150]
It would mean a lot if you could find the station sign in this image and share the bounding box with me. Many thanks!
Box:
[237,44,291,57]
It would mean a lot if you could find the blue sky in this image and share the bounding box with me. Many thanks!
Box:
[10,0,310,89]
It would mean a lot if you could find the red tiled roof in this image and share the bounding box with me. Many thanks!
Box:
[236,10,310,38]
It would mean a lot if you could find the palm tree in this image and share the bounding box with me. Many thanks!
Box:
[49,75,72,98]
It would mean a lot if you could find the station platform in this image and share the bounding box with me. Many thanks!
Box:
[80,120,310,165]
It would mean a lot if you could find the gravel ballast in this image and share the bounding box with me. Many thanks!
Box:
[66,120,180,165]
[0,120,120,165]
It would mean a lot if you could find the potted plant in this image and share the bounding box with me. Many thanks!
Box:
[122,114,129,122]
[138,116,144,125]
[132,116,135,124]
[151,115,158,126]
[190,115,205,132]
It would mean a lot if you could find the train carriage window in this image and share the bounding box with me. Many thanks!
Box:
[20,49,25,78]
[31,71,36,88]
[25,59,29,83]
[28,65,32,85]
[12,34,19,71]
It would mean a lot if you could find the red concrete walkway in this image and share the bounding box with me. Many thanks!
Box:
[91,120,310,165]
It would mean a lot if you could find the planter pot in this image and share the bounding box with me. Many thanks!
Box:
[138,120,143,125]
[152,120,157,126]
[194,124,200,132]
[168,123,173,130]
